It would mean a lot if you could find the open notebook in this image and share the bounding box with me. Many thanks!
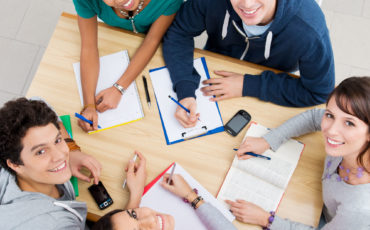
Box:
[149,57,224,145]
[140,163,235,230]
[73,50,143,134]
[217,122,305,212]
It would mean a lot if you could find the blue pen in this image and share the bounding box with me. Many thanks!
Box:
[168,95,200,121]
[233,148,271,160]
[74,113,101,129]
[168,95,190,113]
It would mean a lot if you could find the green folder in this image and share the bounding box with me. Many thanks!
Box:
[60,115,79,197]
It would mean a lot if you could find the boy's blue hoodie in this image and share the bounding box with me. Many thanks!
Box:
[163,0,335,107]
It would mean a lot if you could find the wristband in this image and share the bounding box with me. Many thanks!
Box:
[262,211,275,230]
[190,196,203,209]
[64,138,81,152]
[183,188,198,203]
[80,104,95,114]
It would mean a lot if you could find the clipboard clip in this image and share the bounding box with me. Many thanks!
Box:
[181,126,208,140]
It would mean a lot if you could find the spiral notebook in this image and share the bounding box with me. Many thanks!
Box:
[149,57,224,145]
[73,50,144,134]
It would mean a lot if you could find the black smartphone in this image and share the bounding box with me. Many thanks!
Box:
[224,109,251,136]
[88,181,113,210]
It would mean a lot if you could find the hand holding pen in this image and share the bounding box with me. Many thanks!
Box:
[76,108,100,132]
[124,151,147,197]
[169,96,200,128]
[236,136,271,160]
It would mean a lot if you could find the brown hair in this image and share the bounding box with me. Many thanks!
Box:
[0,98,59,175]
[327,77,370,172]
[91,209,124,230]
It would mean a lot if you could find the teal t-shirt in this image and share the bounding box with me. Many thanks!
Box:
[73,0,183,33]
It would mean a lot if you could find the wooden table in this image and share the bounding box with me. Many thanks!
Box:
[26,13,326,229]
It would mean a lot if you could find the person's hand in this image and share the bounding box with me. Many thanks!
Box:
[237,137,270,160]
[126,151,147,197]
[78,107,98,132]
[160,174,192,198]
[69,150,102,184]
[226,199,270,226]
[200,70,244,101]
[95,86,122,113]
[175,97,199,128]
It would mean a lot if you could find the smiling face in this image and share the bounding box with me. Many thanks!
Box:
[9,123,71,187]
[112,207,175,230]
[230,0,277,25]
[321,97,370,159]
[103,0,142,11]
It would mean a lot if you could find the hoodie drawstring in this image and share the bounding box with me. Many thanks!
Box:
[264,31,273,60]
[54,202,84,222]
[222,10,230,40]
[222,12,273,61]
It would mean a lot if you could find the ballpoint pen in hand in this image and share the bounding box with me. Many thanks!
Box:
[168,95,200,121]
[74,112,102,129]
[122,154,138,189]
[167,163,177,184]
[233,148,271,160]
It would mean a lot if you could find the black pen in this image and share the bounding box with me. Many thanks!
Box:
[142,75,151,108]
[233,148,271,160]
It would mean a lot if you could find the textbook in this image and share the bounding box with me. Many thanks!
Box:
[149,57,224,145]
[73,50,144,134]
[217,122,305,212]
[140,163,235,230]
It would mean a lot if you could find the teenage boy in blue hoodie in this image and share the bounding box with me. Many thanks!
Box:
[163,0,335,128]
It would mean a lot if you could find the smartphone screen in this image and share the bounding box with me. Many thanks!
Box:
[227,114,250,134]
[88,181,113,209]
[225,110,251,136]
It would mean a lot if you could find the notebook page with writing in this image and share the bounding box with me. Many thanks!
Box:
[141,163,234,230]
[217,122,304,212]
[149,58,223,144]
[73,50,143,133]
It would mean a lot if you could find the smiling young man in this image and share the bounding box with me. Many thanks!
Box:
[163,0,335,128]
[0,98,101,229]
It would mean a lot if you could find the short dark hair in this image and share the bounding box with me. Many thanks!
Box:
[91,209,124,230]
[327,76,370,172]
[0,98,59,175]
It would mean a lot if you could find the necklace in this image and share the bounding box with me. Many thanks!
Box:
[325,160,364,182]
[118,0,145,33]
[337,163,364,182]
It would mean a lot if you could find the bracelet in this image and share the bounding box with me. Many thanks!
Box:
[113,83,125,95]
[64,138,81,152]
[190,196,203,209]
[182,188,198,203]
[80,104,95,114]
[262,211,275,230]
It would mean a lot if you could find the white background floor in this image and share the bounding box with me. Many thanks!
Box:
[1,0,369,106]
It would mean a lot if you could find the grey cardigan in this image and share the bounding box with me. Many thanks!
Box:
[262,108,370,230]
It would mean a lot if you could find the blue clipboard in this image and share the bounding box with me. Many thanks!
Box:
[149,57,224,145]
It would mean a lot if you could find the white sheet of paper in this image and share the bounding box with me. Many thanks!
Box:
[73,50,143,131]
[140,163,235,230]
[149,58,223,143]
